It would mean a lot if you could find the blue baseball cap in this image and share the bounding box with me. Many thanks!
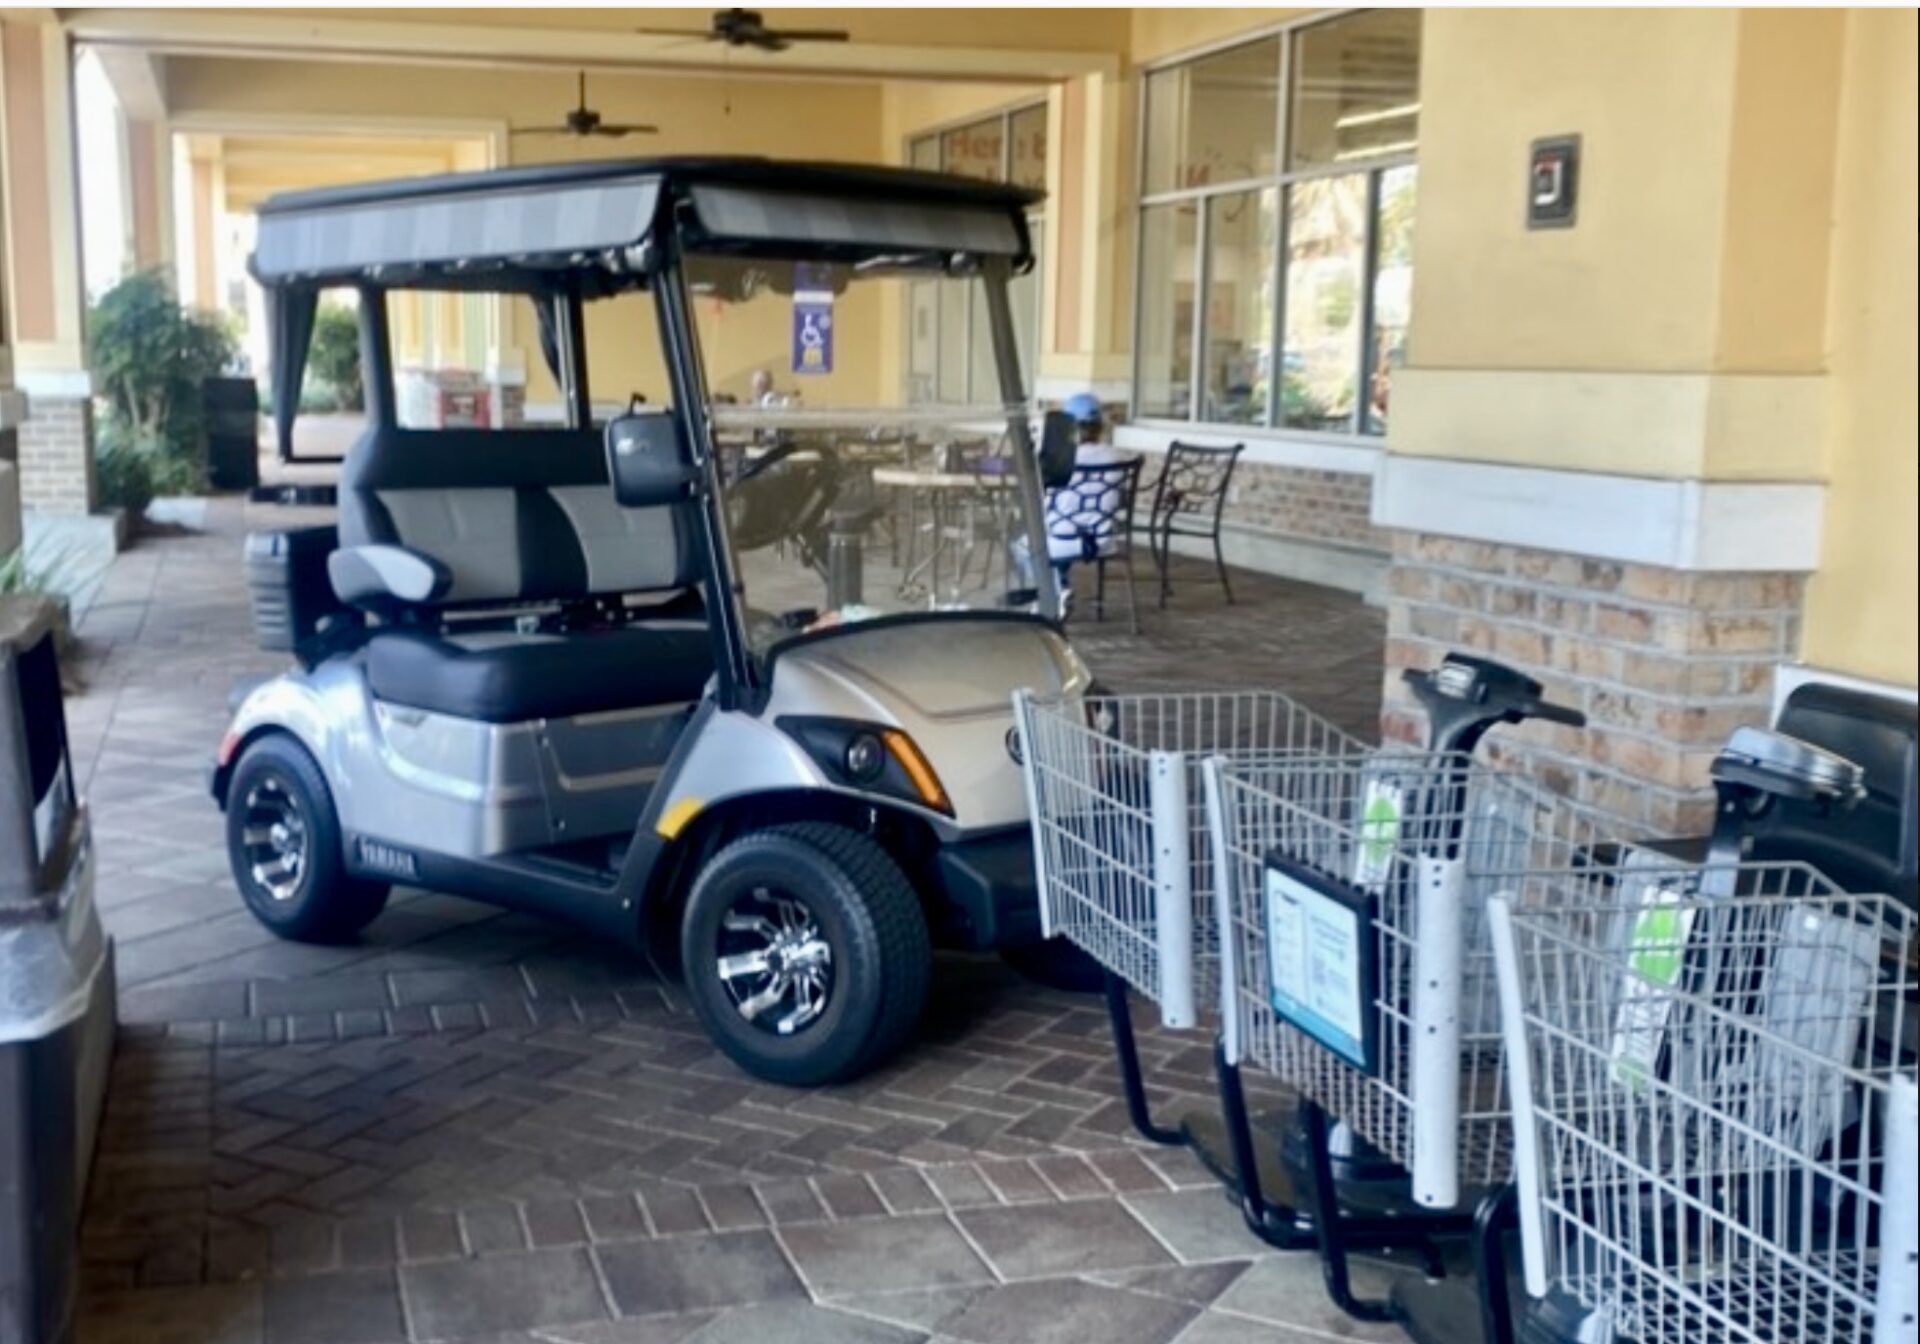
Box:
[1063,392,1103,424]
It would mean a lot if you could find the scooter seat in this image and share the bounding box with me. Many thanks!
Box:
[366,625,713,722]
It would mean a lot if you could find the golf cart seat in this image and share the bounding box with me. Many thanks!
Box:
[332,426,712,721]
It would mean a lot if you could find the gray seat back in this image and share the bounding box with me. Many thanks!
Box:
[336,427,693,606]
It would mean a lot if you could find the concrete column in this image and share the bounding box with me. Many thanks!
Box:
[1376,9,1862,828]
[1035,70,1134,404]
[1,17,98,517]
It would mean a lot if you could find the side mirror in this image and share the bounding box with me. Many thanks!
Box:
[604,412,700,508]
[1038,410,1077,489]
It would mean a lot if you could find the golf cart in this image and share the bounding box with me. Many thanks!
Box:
[212,157,1091,1084]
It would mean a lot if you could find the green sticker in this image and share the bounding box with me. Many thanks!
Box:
[1359,786,1402,868]
[1628,906,1686,985]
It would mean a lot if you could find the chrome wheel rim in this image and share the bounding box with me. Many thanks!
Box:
[715,887,833,1036]
[240,776,307,902]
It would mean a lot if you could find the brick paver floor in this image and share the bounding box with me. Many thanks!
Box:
[65,497,1400,1344]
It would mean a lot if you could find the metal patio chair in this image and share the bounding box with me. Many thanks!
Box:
[1145,441,1244,608]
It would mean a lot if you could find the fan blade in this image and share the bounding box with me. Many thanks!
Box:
[745,31,788,51]
[595,125,660,137]
[767,28,850,42]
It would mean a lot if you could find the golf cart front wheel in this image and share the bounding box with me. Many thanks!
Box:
[224,733,390,943]
[680,823,930,1086]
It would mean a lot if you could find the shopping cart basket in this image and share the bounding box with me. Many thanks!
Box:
[1203,746,1621,1314]
[1011,688,1368,1140]
[1012,654,1592,1253]
[1488,864,1919,1344]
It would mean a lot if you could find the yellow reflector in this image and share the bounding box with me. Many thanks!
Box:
[883,730,951,814]
[655,797,703,840]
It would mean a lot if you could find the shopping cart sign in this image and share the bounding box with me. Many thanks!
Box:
[1608,882,1697,1092]
[1262,855,1380,1074]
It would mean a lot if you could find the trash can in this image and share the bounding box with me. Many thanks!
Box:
[203,376,261,492]
[1,596,112,1344]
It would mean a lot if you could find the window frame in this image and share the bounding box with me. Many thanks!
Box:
[906,98,1049,404]
[1131,10,1418,439]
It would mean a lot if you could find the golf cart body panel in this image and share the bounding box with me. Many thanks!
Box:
[220,156,1078,1079]
[223,662,690,863]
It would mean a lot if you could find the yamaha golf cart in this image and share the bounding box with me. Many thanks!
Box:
[212,157,1091,1084]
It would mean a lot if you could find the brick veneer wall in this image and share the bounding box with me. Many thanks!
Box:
[17,395,96,515]
[1380,531,1806,834]
[1220,461,1387,551]
[1128,452,1384,552]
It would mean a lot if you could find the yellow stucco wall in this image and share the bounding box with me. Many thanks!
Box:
[1408,9,1740,376]
[1390,10,1860,487]
[1799,8,1919,688]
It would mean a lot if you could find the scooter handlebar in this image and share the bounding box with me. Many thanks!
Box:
[1525,698,1587,729]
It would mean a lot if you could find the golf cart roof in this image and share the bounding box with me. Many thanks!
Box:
[251,156,1043,291]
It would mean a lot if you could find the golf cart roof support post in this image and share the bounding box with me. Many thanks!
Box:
[980,257,1060,621]
[654,235,756,713]
[553,288,592,430]
[269,287,318,460]
[357,285,397,430]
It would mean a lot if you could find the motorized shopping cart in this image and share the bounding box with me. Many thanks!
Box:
[1202,745,1620,1314]
[1487,864,1919,1344]
[1012,653,1593,1253]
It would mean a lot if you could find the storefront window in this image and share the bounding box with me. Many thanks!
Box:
[1280,175,1365,431]
[1288,9,1422,171]
[1010,104,1048,191]
[1134,12,1421,435]
[1143,36,1281,196]
[905,104,1048,402]
[1367,166,1417,435]
[1202,189,1278,425]
[1136,202,1198,420]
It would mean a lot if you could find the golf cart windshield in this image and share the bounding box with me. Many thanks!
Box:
[689,254,1051,655]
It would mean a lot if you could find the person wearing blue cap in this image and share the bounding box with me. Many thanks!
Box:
[1013,392,1144,624]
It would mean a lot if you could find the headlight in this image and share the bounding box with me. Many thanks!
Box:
[778,716,953,816]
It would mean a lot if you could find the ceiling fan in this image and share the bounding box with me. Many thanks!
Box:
[636,8,851,53]
[510,73,658,140]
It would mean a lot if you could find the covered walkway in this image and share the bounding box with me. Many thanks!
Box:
[67,502,1391,1344]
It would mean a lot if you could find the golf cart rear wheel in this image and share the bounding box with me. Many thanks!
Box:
[681,823,930,1086]
[225,734,389,943]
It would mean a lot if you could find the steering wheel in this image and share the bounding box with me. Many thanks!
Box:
[727,437,839,553]
[734,439,809,485]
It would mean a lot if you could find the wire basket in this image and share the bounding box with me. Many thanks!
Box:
[1011,689,1369,1028]
[1487,864,1918,1344]
[1203,750,1621,1207]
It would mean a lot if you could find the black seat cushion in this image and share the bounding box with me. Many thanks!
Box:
[367,625,714,722]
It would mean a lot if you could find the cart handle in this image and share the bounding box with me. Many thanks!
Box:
[1403,653,1586,758]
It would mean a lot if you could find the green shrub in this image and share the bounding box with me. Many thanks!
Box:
[308,303,364,411]
[299,381,345,415]
[92,422,156,517]
[87,268,237,496]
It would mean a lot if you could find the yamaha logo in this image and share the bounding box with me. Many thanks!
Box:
[355,838,419,880]
[1006,726,1024,766]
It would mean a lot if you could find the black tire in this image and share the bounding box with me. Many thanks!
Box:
[680,823,931,1086]
[224,733,389,943]
[1000,936,1106,994]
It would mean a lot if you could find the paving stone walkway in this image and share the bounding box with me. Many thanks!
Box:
[65,497,1398,1344]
